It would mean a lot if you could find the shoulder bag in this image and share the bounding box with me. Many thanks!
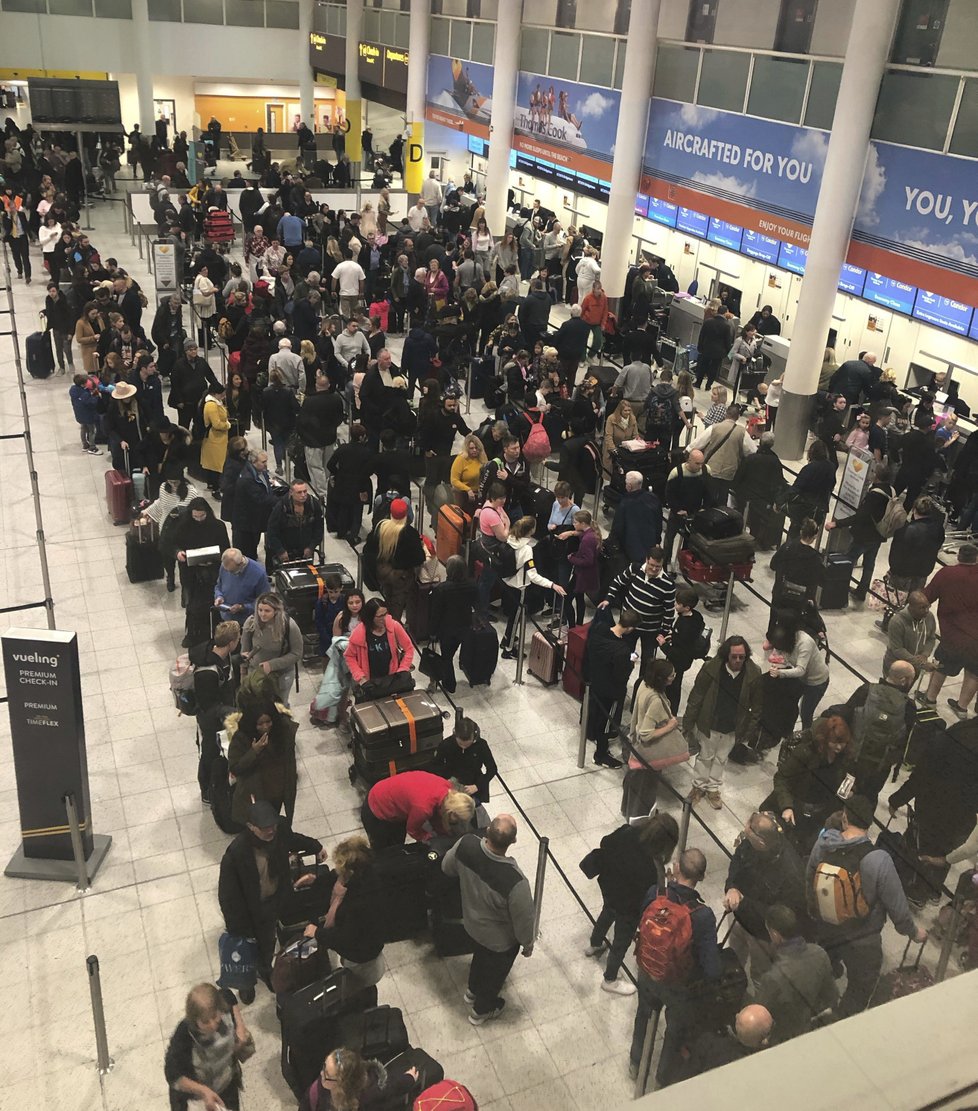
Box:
[628,691,690,771]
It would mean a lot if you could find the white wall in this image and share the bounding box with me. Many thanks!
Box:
[714,0,780,50]
[0,12,306,82]
[937,0,978,70]
[115,73,196,135]
[657,0,691,40]
[809,0,854,57]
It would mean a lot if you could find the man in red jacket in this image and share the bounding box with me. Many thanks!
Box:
[920,543,978,718]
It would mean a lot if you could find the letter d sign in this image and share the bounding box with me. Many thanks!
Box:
[403,121,425,194]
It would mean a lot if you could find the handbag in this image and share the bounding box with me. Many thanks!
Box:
[217,933,258,991]
[628,692,690,771]
[419,645,444,683]
[579,848,603,879]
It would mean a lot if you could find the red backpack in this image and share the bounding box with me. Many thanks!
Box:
[635,891,697,984]
[414,1080,478,1111]
[522,410,551,464]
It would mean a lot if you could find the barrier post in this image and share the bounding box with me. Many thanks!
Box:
[634,1008,661,1098]
[513,602,528,685]
[86,956,114,1074]
[589,468,602,520]
[577,686,590,769]
[531,836,549,940]
[677,795,693,853]
[936,897,963,982]
[64,793,90,892]
[465,357,473,415]
[355,549,363,591]
[717,569,737,644]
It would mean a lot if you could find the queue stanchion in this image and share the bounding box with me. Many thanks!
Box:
[530,836,549,940]
[634,1007,661,1098]
[64,792,90,892]
[677,794,693,853]
[86,956,114,1075]
[577,686,590,769]
[514,601,528,686]
[718,569,737,644]
[465,356,473,415]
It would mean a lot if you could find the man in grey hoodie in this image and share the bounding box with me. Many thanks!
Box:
[806,795,926,1017]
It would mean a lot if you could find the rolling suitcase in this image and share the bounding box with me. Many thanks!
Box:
[459,621,499,687]
[679,548,754,584]
[425,840,474,957]
[563,623,589,700]
[372,842,431,942]
[746,501,784,551]
[436,504,472,564]
[688,531,757,566]
[26,331,54,379]
[820,552,852,609]
[105,467,133,525]
[692,507,744,540]
[527,621,564,686]
[273,562,355,634]
[125,526,165,583]
[868,939,932,1008]
[335,1004,410,1060]
[384,1048,445,1092]
[350,692,445,782]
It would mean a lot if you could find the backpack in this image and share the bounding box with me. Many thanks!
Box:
[522,410,551,464]
[169,653,206,716]
[487,542,518,579]
[875,493,908,539]
[645,393,674,430]
[811,840,875,926]
[218,316,235,342]
[634,890,698,983]
[851,682,909,768]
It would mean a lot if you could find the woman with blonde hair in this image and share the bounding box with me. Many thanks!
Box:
[240,591,303,703]
[703,383,729,427]
[451,434,488,506]
[164,982,252,1111]
[602,399,637,472]
[300,1046,420,1111]
[361,769,476,848]
[299,338,320,394]
[561,509,603,626]
[359,202,377,237]
[361,499,425,622]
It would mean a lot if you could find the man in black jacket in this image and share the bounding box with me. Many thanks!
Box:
[663,450,710,568]
[829,351,877,405]
[770,518,825,603]
[298,373,344,497]
[218,799,324,997]
[623,319,663,368]
[732,432,785,549]
[518,278,551,350]
[190,620,240,802]
[167,340,219,432]
[264,479,324,567]
[695,306,732,389]
[584,609,640,768]
[826,469,894,601]
[723,812,806,984]
[551,304,590,379]
[419,392,471,489]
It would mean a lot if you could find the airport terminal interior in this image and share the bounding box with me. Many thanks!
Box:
[3,0,978,1108]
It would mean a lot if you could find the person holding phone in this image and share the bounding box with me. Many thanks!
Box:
[225,701,299,828]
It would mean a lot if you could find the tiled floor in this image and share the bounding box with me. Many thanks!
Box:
[0,186,969,1110]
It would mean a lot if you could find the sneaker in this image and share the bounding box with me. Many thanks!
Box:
[463,989,475,1004]
[501,649,517,661]
[948,698,970,720]
[601,978,637,996]
[915,691,937,707]
[84,446,102,455]
[687,787,706,805]
[584,942,609,958]
[468,1000,505,1026]
[706,791,723,810]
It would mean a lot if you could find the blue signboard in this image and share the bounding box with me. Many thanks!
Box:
[647,197,678,228]
[635,194,650,218]
[778,242,808,275]
[864,271,917,315]
[466,134,485,157]
[838,263,866,297]
[912,289,974,336]
[677,206,708,238]
[742,230,779,264]
[707,218,744,252]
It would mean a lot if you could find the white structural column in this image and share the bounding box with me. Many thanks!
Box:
[484,0,524,237]
[299,0,315,129]
[403,0,431,194]
[602,0,661,299]
[775,0,902,459]
[130,0,156,136]
[345,0,364,163]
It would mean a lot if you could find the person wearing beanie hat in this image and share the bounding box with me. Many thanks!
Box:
[217,796,325,996]
[362,501,426,623]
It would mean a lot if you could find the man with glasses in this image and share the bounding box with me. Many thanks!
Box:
[722,812,806,984]
[683,635,763,810]
[600,545,676,666]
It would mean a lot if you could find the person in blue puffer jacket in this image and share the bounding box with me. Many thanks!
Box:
[69,373,102,454]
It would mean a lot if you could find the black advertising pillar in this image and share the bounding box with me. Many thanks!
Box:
[2,628,111,881]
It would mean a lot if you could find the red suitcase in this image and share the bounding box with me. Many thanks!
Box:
[679,548,753,584]
[436,505,471,564]
[562,623,589,700]
[105,468,133,525]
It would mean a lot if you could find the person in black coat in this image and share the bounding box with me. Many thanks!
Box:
[218,800,324,984]
[657,588,708,714]
[219,436,249,526]
[695,307,732,389]
[732,433,785,524]
[887,497,946,590]
[238,182,264,232]
[231,450,278,558]
[167,341,220,431]
[428,556,478,695]
[171,497,230,645]
[261,372,301,475]
[292,293,320,346]
[265,480,324,567]
[828,353,876,405]
[770,518,826,603]
[551,306,591,378]
[429,714,497,803]
[326,423,373,543]
[151,293,185,378]
[518,279,551,349]
[584,814,679,989]
[785,440,835,539]
[401,326,437,397]
[894,428,942,512]
[163,984,250,1111]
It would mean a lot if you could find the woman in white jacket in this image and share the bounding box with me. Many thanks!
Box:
[575,247,601,302]
[38,215,62,273]
[499,516,566,659]
[768,614,830,730]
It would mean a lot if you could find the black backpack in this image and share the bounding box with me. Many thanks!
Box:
[487,542,518,579]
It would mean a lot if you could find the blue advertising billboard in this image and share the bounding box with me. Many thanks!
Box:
[647,196,678,228]
[838,263,866,297]
[778,242,808,275]
[635,194,650,218]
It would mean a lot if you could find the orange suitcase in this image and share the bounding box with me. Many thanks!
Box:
[436,504,471,563]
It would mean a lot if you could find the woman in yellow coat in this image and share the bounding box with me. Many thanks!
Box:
[200,381,230,494]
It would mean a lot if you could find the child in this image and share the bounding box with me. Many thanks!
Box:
[656,587,709,714]
[429,715,498,810]
[313,573,346,655]
[766,376,783,429]
[69,373,101,455]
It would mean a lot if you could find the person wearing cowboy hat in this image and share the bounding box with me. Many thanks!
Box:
[105,380,149,474]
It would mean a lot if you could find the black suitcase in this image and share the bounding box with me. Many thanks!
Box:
[383,1048,445,1092]
[26,331,54,379]
[590,362,617,400]
[820,552,852,609]
[209,755,242,834]
[125,531,165,582]
[336,1004,410,1061]
[745,502,783,551]
[692,506,744,540]
[459,622,499,687]
[688,531,757,566]
[372,843,431,942]
[425,840,474,957]
[689,947,748,1036]
[273,561,355,633]
[280,970,379,1098]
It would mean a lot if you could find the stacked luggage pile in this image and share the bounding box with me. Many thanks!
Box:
[679,507,757,606]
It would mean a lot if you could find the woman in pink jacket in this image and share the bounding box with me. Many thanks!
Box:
[344,597,414,690]
[423,258,450,311]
